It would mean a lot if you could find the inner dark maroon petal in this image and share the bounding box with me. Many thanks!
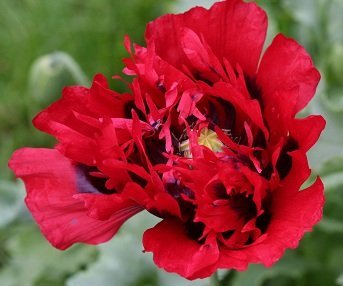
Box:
[75,165,115,195]
[128,171,148,188]
[165,180,195,219]
[201,98,236,132]
[245,75,262,101]
[255,195,272,234]
[124,100,146,120]
[186,221,206,243]
[165,180,194,200]
[222,230,235,240]
[145,135,168,165]
[193,71,216,86]
[261,163,273,180]
[229,193,257,222]
[276,137,299,179]
[255,209,271,234]
[212,182,228,199]
[252,129,267,148]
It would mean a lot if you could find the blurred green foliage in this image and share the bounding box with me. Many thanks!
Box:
[0,0,343,285]
[0,0,171,179]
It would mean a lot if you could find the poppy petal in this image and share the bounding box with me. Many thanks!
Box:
[9,148,141,250]
[257,34,321,113]
[143,219,219,280]
[219,177,324,268]
[146,0,267,76]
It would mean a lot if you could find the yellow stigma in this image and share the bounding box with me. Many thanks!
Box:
[198,128,224,152]
[179,127,223,158]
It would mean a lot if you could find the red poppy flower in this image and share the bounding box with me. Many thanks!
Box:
[9,0,325,280]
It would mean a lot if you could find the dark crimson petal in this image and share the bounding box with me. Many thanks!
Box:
[143,219,219,280]
[120,182,182,219]
[219,178,324,269]
[146,0,267,76]
[86,74,132,118]
[257,34,321,114]
[125,42,196,99]
[195,201,244,233]
[208,82,269,138]
[256,177,324,265]
[33,74,132,165]
[34,109,97,165]
[241,166,268,211]
[262,89,298,145]
[9,148,141,250]
[180,27,228,82]
[290,115,326,152]
[74,193,141,221]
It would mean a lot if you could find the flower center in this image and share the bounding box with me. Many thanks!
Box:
[179,127,223,158]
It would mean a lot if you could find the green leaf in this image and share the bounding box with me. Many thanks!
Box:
[0,181,25,228]
[319,157,343,176]
[67,212,209,286]
[67,233,157,286]
[322,172,343,192]
[0,223,97,286]
[317,218,343,233]
[307,87,343,173]
[230,252,309,286]
[328,0,343,43]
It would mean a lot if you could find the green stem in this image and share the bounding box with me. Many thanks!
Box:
[210,271,220,286]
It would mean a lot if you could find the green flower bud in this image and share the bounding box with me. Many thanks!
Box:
[28,52,89,105]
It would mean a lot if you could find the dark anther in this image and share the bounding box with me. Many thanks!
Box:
[165,180,195,200]
[156,80,167,93]
[151,119,162,130]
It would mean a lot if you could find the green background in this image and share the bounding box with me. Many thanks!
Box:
[0,0,342,285]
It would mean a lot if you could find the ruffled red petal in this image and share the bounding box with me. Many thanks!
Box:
[290,115,326,152]
[9,148,141,250]
[146,0,267,76]
[257,34,321,114]
[33,74,132,164]
[219,177,324,269]
[143,219,219,280]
